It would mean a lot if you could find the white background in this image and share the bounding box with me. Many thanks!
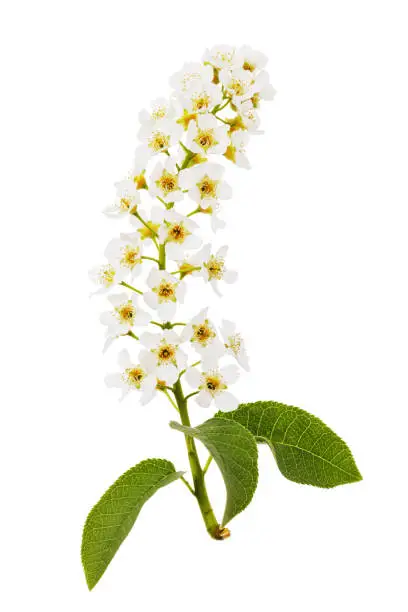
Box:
[1,1,407,610]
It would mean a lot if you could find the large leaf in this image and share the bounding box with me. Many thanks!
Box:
[217,401,362,488]
[81,458,183,590]
[170,417,258,525]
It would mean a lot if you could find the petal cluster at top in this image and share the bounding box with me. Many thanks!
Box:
[90,44,275,411]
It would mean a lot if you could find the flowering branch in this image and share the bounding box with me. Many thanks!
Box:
[82,44,362,591]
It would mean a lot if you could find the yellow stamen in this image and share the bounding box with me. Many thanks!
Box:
[116,302,136,325]
[124,366,146,389]
[204,255,225,280]
[157,170,178,195]
[153,280,177,303]
[197,175,218,200]
[149,131,170,152]
[120,245,142,269]
[191,320,216,347]
[194,128,218,152]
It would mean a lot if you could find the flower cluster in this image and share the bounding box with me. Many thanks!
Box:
[90,44,275,412]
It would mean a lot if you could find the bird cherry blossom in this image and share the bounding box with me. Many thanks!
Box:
[143,268,186,320]
[178,162,232,209]
[89,44,274,415]
[105,349,157,403]
[185,364,240,411]
[139,330,187,385]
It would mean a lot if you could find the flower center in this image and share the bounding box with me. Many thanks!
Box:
[151,106,167,120]
[194,128,218,152]
[158,171,178,195]
[99,264,116,287]
[192,93,211,112]
[119,197,131,211]
[226,333,242,356]
[167,223,189,244]
[121,245,141,269]
[192,321,216,347]
[251,93,260,108]
[153,280,176,302]
[215,51,234,65]
[243,60,256,72]
[197,175,218,199]
[201,371,227,396]
[124,366,146,389]
[230,79,246,97]
[154,342,177,366]
[204,255,225,280]
[149,131,170,152]
[116,303,136,324]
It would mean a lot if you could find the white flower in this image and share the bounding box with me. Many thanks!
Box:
[105,349,157,403]
[185,364,239,411]
[236,45,268,73]
[138,119,183,157]
[220,320,250,371]
[186,114,229,156]
[203,45,240,70]
[139,97,175,128]
[104,179,140,217]
[100,292,151,340]
[189,244,237,296]
[89,263,126,295]
[150,208,201,260]
[105,233,143,278]
[170,62,213,93]
[238,100,262,134]
[226,130,251,169]
[181,308,225,367]
[253,71,276,103]
[139,330,187,385]
[149,158,184,203]
[180,81,222,114]
[219,68,258,104]
[143,268,186,320]
[178,162,231,209]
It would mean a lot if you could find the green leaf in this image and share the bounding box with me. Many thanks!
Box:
[217,402,362,488]
[81,458,183,590]
[170,418,258,525]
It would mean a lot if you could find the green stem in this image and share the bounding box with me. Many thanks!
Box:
[179,142,197,170]
[142,256,160,264]
[187,208,201,217]
[158,244,166,270]
[180,476,196,496]
[203,455,213,475]
[132,211,158,238]
[211,98,231,114]
[127,330,139,340]
[171,266,201,275]
[173,379,229,540]
[184,391,199,401]
[120,281,143,295]
[214,114,229,125]
[162,389,179,413]
[178,360,201,379]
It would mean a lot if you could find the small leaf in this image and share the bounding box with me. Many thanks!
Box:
[81,458,183,590]
[170,418,258,525]
[217,401,362,488]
